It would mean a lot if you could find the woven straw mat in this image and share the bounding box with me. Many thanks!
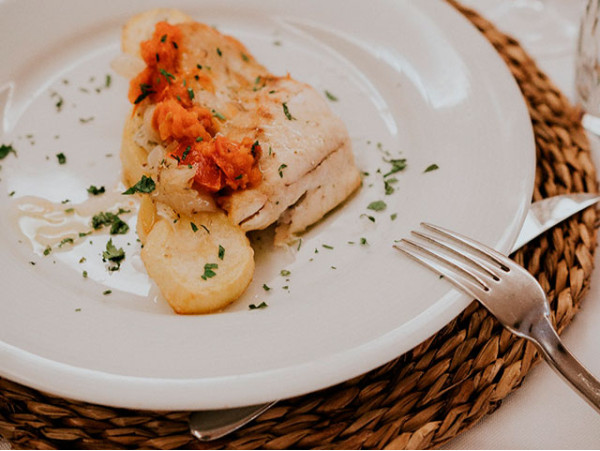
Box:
[1,1,598,449]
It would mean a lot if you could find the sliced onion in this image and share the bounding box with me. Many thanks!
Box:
[111,54,145,79]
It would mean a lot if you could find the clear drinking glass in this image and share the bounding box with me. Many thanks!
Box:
[576,0,600,117]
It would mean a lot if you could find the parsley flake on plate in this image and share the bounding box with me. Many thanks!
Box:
[102,239,125,271]
[0,144,16,160]
[367,200,387,212]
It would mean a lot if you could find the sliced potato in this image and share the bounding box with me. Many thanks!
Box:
[141,208,254,314]
[136,195,156,245]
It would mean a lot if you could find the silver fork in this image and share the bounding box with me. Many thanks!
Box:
[395,222,600,413]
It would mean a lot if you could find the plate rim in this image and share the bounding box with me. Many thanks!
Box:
[0,0,535,409]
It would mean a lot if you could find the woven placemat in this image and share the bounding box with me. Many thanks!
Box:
[1,1,598,449]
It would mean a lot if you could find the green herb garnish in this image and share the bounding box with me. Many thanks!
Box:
[123,175,156,194]
[191,222,199,232]
[424,163,439,173]
[324,90,338,101]
[383,158,407,178]
[87,185,105,195]
[282,102,294,120]
[159,68,175,83]
[278,164,287,178]
[0,144,16,160]
[56,153,66,164]
[58,237,74,248]
[212,110,226,121]
[218,245,225,260]
[134,83,155,104]
[102,239,125,271]
[280,269,291,277]
[249,302,268,310]
[91,211,129,235]
[201,263,218,280]
[367,200,387,212]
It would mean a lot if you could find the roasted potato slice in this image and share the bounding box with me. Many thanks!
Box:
[141,207,254,314]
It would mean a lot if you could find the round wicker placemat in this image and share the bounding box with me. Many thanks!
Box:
[1,1,598,449]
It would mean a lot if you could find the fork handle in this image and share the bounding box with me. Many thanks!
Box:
[530,316,600,413]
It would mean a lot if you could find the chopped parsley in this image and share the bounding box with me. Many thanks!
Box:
[0,144,16,160]
[160,34,167,43]
[384,177,398,195]
[43,245,52,256]
[278,164,287,178]
[87,185,105,195]
[134,83,155,104]
[56,152,67,165]
[282,102,294,120]
[249,302,268,310]
[182,146,191,161]
[322,244,334,250]
[324,90,338,101]
[216,47,222,57]
[201,263,218,280]
[360,237,368,245]
[280,269,291,277]
[241,52,249,62]
[191,222,199,232]
[367,200,387,212]
[159,68,176,83]
[82,271,88,278]
[122,175,156,195]
[383,158,407,178]
[262,284,271,291]
[91,210,129,235]
[103,290,112,295]
[79,117,94,124]
[105,74,112,88]
[58,237,74,248]
[187,88,195,100]
[102,239,125,271]
[391,213,397,221]
[53,93,64,112]
[218,245,225,260]
[361,214,376,223]
[424,163,439,173]
[212,110,226,121]
[196,136,204,142]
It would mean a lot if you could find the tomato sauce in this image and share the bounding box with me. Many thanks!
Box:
[128,21,262,193]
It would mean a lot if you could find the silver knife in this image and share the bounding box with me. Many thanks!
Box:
[189,192,600,442]
[512,193,600,251]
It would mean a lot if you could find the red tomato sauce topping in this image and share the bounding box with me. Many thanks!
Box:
[128,21,262,193]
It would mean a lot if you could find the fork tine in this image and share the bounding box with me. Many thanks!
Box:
[421,223,511,271]
[394,238,489,301]
[411,230,503,282]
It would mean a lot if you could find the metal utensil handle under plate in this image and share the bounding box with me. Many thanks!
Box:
[531,316,600,412]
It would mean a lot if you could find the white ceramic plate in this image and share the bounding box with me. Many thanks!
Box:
[0,0,534,409]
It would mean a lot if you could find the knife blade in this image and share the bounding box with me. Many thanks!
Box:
[511,193,600,252]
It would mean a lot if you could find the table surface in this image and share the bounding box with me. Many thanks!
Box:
[1,1,600,449]
[445,0,600,449]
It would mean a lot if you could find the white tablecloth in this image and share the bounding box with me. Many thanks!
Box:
[2,2,600,450]
[445,0,600,448]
